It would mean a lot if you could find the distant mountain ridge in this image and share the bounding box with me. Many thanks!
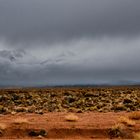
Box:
[0,81,140,89]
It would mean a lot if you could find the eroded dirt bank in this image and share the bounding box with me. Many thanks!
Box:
[0,112,140,139]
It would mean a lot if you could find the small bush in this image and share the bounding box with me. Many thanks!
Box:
[118,116,135,127]
[108,123,124,138]
[28,129,47,137]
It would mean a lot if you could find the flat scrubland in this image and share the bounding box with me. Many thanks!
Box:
[0,86,140,139]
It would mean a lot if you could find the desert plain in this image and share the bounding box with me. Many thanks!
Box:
[0,86,140,139]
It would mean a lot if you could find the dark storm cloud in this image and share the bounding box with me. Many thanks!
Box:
[0,0,140,45]
[0,0,140,86]
[0,37,140,86]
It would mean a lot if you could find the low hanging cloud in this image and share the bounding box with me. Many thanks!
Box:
[0,37,140,86]
[0,0,140,86]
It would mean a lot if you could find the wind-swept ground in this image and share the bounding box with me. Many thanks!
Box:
[0,86,140,139]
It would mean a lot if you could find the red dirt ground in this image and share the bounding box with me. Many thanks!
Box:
[0,112,140,139]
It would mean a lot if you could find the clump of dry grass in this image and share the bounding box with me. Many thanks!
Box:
[134,132,140,140]
[129,112,140,120]
[0,123,7,136]
[12,117,29,130]
[0,123,7,130]
[13,117,29,125]
[65,114,79,122]
[118,116,135,127]
[108,123,124,138]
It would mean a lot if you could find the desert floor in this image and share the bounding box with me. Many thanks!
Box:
[0,86,140,139]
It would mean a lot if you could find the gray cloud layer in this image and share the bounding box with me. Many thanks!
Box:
[0,0,140,86]
[1,0,140,45]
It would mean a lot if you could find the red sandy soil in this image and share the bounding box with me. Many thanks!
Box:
[0,112,140,139]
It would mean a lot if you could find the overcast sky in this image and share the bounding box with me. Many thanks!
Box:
[0,0,140,86]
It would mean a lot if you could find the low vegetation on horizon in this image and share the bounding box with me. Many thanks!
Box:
[0,86,140,114]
